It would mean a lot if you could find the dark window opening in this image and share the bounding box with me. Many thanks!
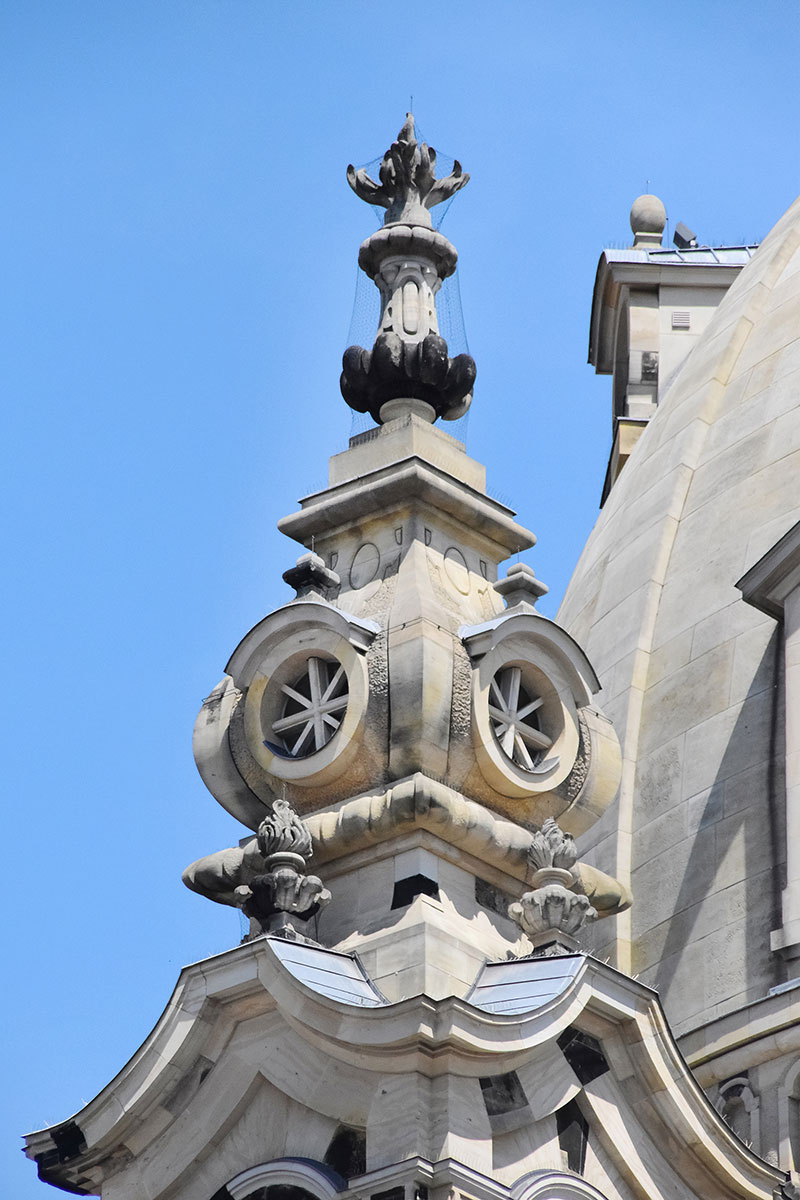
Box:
[240,1187,319,1200]
[391,875,439,909]
[556,1099,589,1174]
[371,1188,405,1200]
[324,1125,366,1180]
[479,1071,528,1116]
[557,1028,609,1084]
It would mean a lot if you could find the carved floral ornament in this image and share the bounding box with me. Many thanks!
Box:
[234,798,330,936]
[508,818,597,950]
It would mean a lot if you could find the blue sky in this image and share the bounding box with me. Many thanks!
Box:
[2,2,798,1195]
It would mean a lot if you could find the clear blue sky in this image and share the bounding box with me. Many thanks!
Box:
[2,2,798,1195]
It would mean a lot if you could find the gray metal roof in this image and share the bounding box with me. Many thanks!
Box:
[604,244,758,267]
[466,954,583,1015]
[268,937,389,1007]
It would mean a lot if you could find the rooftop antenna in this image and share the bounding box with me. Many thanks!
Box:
[410,94,413,113]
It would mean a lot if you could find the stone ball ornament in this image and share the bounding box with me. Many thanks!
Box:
[629,192,667,237]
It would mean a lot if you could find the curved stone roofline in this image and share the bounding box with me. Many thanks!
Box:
[459,610,601,701]
[225,599,379,684]
[24,936,786,1200]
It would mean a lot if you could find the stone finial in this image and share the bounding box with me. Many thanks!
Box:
[341,117,476,426]
[528,816,578,873]
[256,797,313,858]
[235,799,331,938]
[494,562,549,611]
[282,552,340,601]
[509,817,597,954]
[347,114,469,229]
[630,193,666,249]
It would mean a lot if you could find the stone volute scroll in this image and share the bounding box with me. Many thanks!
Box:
[509,817,598,955]
[341,114,476,425]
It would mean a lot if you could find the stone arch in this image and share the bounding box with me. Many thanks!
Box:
[220,1157,345,1200]
[512,1169,612,1200]
[777,1057,800,1169]
[714,1076,760,1151]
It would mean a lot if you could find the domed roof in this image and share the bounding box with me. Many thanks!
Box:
[558,194,800,1034]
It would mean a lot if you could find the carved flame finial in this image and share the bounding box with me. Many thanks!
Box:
[257,797,313,859]
[347,113,469,228]
[510,817,596,955]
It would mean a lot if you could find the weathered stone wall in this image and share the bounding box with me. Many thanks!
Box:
[559,195,800,1035]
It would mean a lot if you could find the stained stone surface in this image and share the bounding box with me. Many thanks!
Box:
[558,194,800,1035]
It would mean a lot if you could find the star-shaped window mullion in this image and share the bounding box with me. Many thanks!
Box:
[271,658,349,757]
[488,665,552,771]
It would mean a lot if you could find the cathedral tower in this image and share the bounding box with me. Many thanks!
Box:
[23,119,790,1200]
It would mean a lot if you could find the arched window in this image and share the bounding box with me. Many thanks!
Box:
[714,1076,760,1151]
[512,1169,612,1200]
[216,1157,345,1200]
[777,1058,800,1169]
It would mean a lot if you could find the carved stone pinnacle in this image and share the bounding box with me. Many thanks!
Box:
[341,116,476,426]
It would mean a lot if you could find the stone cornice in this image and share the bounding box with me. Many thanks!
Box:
[737,519,800,620]
[278,457,535,557]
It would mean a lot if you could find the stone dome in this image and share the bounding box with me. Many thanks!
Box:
[629,192,666,236]
[558,194,800,1035]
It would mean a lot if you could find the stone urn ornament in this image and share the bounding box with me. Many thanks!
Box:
[509,817,597,955]
[234,798,331,938]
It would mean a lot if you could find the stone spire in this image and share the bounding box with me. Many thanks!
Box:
[340,115,477,425]
[183,117,627,990]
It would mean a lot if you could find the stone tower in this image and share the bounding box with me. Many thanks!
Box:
[22,119,792,1200]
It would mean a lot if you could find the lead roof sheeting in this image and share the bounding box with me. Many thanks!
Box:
[268,938,388,1007]
[468,955,583,1015]
[606,246,756,267]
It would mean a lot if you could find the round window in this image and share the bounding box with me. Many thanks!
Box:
[488,664,554,772]
[269,656,348,758]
